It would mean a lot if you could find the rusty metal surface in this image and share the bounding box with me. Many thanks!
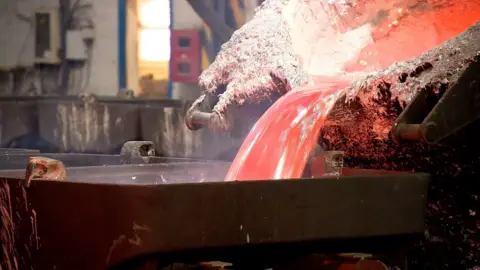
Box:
[24,156,67,188]
[37,99,140,153]
[0,96,256,159]
[1,171,428,269]
[120,141,156,162]
[0,96,193,154]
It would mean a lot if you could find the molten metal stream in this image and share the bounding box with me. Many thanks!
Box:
[226,78,354,181]
[225,1,480,181]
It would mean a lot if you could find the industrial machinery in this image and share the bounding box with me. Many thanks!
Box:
[0,141,428,270]
[1,11,478,270]
[182,21,480,270]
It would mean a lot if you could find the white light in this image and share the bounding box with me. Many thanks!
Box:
[139,29,171,61]
[138,0,171,62]
[139,0,170,28]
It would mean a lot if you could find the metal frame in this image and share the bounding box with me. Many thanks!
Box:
[118,0,127,92]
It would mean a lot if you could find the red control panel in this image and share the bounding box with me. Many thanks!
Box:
[170,30,201,83]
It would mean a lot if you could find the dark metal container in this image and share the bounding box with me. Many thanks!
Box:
[0,164,429,270]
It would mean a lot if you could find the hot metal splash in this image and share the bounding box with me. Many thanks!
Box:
[225,77,354,180]
[226,0,480,181]
[1,181,18,270]
[223,0,480,268]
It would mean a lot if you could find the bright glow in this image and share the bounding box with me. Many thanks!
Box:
[139,0,170,28]
[139,29,170,61]
[138,0,171,62]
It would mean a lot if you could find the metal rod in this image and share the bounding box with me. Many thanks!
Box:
[185,105,212,130]
[393,123,423,142]
[190,111,212,126]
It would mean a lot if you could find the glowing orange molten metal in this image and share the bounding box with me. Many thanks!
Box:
[225,1,480,181]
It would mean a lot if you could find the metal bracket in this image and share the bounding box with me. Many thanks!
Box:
[185,87,237,131]
[310,151,345,177]
[120,141,156,164]
[24,156,66,188]
[392,56,480,144]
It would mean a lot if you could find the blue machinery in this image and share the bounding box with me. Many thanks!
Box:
[118,0,127,92]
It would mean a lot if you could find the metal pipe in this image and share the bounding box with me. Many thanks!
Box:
[185,110,212,130]
[392,123,423,142]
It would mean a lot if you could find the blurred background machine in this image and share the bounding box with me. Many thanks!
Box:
[0,0,257,97]
[0,0,261,159]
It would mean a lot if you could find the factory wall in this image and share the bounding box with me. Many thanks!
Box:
[0,0,118,96]
[0,0,260,99]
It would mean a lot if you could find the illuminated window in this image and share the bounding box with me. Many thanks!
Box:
[138,0,170,62]
[139,29,170,61]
